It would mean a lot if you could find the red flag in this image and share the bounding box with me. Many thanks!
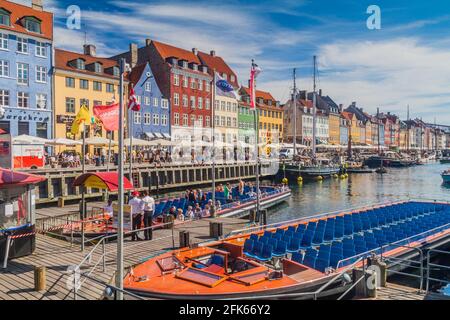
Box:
[93,103,120,131]
[249,61,262,110]
[128,86,140,112]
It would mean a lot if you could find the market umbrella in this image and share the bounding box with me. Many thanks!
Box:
[84,136,117,146]
[13,134,50,145]
[47,138,82,146]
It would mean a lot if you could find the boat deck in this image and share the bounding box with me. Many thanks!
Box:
[0,217,249,300]
[357,282,450,300]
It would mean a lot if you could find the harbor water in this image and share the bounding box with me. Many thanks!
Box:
[267,162,450,223]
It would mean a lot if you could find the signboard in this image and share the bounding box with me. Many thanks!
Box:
[0,133,12,169]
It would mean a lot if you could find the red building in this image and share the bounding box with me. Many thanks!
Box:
[113,40,213,141]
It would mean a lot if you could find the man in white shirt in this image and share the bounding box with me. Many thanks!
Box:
[103,199,114,219]
[128,191,143,241]
[141,191,155,240]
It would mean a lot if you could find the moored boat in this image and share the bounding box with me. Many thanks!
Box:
[440,157,450,164]
[441,170,450,184]
[121,200,450,299]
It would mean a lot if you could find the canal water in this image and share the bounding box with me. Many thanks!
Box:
[267,162,450,224]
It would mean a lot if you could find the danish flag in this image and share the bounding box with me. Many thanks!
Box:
[128,85,141,112]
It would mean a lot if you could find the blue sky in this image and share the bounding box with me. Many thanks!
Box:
[13,0,450,123]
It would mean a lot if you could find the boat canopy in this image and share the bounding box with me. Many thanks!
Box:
[73,172,134,192]
[0,168,46,188]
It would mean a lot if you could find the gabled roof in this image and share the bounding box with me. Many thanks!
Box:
[0,0,53,40]
[55,49,122,80]
[341,111,354,121]
[152,40,201,65]
[240,87,276,102]
[128,63,147,86]
[197,51,238,87]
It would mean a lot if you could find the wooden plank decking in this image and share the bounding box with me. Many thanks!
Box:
[0,217,250,300]
[358,282,450,300]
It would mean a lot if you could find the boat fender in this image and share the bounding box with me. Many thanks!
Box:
[340,174,346,179]
[282,178,289,184]
[316,176,323,181]
[297,176,303,183]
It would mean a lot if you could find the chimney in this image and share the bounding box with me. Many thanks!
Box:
[352,101,356,107]
[192,48,198,55]
[146,39,151,46]
[339,104,343,112]
[130,43,138,68]
[83,44,96,56]
[319,89,322,96]
[32,0,43,11]
[210,50,216,57]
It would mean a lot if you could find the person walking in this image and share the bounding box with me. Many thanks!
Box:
[142,191,155,240]
[129,191,143,241]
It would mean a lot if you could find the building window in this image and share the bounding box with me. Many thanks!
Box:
[198,115,203,127]
[206,82,210,92]
[182,94,188,107]
[182,114,188,126]
[17,63,28,85]
[226,102,231,112]
[233,118,237,127]
[36,122,47,139]
[161,114,168,126]
[145,82,151,92]
[144,113,151,125]
[93,81,102,91]
[144,96,150,105]
[93,100,102,106]
[174,93,179,106]
[76,59,85,70]
[198,97,203,109]
[24,17,41,33]
[80,79,89,90]
[161,99,169,109]
[80,99,89,108]
[17,92,29,108]
[66,77,75,88]
[221,116,225,126]
[0,33,7,50]
[0,60,9,77]
[173,74,179,86]
[0,9,10,26]
[17,37,28,53]
[153,114,159,125]
[106,83,114,93]
[190,78,196,89]
[35,41,46,57]
[0,89,9,106]
[190,115,196,126]
[227,117,231,127]
[205,99,210,110]
[66,98,75,113]
[198,79,203,91]
[134,112,141,124]
[206,116,210,127]
[230,75,235,82]
[36,66,46,83]
[153,97,158,107]
[190,96,196,109]
[215,116,220,126]
[174,113,180,125]
[36,94,47,109]
[18,121,29,135]
[182,76,188,88]
[221,101,225,111]
[94,63,102,73]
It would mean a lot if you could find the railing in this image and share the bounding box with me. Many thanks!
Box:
[72,221,175,300]
[222,257,364,300]
[426,249,450,293]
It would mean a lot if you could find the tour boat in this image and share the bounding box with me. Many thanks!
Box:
[62,185,291,239]
[121,200,450,299]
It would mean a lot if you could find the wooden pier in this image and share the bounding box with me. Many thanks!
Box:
[24,161,277,205]
[0,217,250,300]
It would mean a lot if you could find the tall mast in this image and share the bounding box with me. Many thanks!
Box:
[406,105,410,152]
[292,68,297,155]
[377,107,381,156]
[312,56,317,159]
[211,70,216,216]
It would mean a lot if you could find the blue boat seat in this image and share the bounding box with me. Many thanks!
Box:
[273,241,288,257]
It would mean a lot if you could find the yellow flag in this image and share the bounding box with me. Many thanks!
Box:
[71,105,90,135]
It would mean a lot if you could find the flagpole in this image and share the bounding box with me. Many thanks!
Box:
[116,58,126,300]
[81,122,86,251]
[128,89,133,190]
[211,70,216,217]
[251,59,261,222]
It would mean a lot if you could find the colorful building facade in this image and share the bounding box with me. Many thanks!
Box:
[0,0,53,138]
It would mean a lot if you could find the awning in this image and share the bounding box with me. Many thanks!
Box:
[73,172,133,192]
[161,133,171,139]
[153,133,164,138]
[0,168,47,188]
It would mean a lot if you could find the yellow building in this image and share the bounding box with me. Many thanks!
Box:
[54,45,126,155]
[342,111,359,144]
[328,113,340,145]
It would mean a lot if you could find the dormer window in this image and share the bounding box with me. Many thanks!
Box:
[222,73,228,81]
[201,66,208,73]
[76,59,85,70]
[268,100,272,106]
[94,62,102,73]
[113,66,119,77]
[0,8,11,26]
[23,17,41,34]
[230,75,235,82]
[191,63,198,71]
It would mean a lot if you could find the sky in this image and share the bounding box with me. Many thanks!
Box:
[11,0,450,123]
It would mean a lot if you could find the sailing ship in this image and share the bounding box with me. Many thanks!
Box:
[285,57,340,179]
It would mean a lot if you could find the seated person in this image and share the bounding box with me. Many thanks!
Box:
[176,209,185,221]
[185,206,194,220]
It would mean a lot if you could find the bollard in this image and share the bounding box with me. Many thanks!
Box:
[34,266,46,292]
[179,231,190,248]
[371,259,387,287]
[57,197,65,208]
[366,269,377,298]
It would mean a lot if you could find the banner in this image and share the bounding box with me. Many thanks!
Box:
[93,103,120,131]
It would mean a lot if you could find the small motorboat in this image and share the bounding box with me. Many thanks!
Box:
[440,157,450,164]
[346,161,375,174]
[441,170,450,184]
